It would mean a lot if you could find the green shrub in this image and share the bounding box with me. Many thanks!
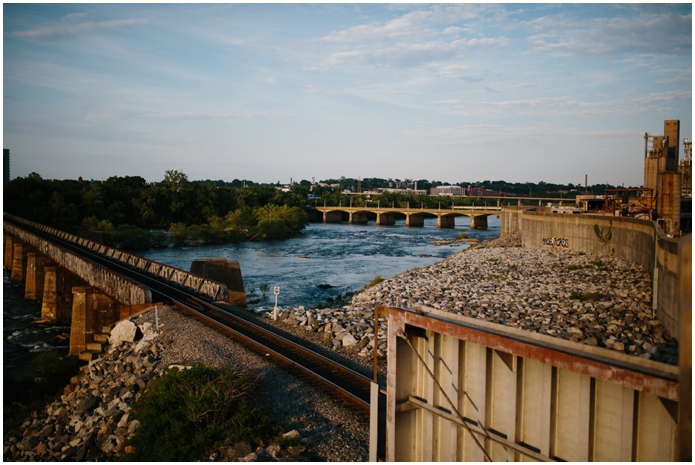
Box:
[364,275,384,289]
[4,351,81,442]
[30,350,81,378]
[104,224,152,250]
[122,365,279,462]
[568,290,604,302]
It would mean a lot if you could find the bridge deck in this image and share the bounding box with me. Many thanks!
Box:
[311,206,501,216]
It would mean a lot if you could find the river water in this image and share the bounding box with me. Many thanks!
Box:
[140,216,501,307]
[3,271,71,381]
[3,216,500,381]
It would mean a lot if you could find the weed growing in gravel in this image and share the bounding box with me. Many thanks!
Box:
[569,290,605,302]
[364,275,384,289]
[122,365,280,461]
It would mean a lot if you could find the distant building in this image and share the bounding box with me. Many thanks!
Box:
[3,149,9,183]
[430,185,463,196]
[465,186,501,197]
[376,187,427,195]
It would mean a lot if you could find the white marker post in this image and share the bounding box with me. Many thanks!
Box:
[273,286,280,321]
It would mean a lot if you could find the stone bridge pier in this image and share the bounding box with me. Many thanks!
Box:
[405,214,424,227]
[470,215,489,229]
[437,215,455,228]
[377,213,395,225]
[349,212,368,224]
[323,211,343,223]
[3,231,148,360]
[69,286,119,356]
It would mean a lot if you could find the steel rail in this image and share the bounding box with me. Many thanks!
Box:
[5,216,373,411]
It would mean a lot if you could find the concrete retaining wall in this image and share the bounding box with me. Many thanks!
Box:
[520,211,690,340]
[521,212,655,269]
[500,206,534,236]
[656,233,688,338]
[190,259,246,306]
[5,215,228,302]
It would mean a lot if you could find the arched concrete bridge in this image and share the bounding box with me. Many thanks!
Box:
[310,205,501,229]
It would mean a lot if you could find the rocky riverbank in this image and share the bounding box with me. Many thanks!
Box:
[255,231,678,365]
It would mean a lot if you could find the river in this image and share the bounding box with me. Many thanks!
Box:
[139,217,501,307]
[3,216,500,382]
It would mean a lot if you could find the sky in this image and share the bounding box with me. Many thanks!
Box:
[3,3,692,186]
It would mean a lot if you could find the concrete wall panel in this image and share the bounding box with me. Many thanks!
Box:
[386,306,679,462]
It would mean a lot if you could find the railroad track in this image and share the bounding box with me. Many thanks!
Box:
[6,216,373,413]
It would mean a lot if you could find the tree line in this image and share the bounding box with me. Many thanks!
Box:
[3,170,309,249]
[4,170,622,250]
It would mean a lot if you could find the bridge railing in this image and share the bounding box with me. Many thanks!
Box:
[310,204,501,212]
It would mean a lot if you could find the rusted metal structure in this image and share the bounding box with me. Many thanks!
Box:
[575,195,604,213]
[380,305,681,462]
[603,187,655,218]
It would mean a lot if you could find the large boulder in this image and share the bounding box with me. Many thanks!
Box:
[342,333,358,348]
[109,319,143,345]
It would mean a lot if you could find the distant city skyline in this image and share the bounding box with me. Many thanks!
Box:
[3,3,692,186]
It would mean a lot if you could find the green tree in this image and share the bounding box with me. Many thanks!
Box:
[253,205,307,240]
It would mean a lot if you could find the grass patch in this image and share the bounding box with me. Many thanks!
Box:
[121,365,280,462]
[364,275,384,289]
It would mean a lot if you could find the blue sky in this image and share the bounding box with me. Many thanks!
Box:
[3,3,692,186]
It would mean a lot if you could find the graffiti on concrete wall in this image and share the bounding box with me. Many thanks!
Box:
[542,237,570,249]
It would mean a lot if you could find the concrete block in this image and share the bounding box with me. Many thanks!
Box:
[191,259,245,306]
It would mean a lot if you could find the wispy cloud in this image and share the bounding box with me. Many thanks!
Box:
[320,37,509,69]
[483,97,578,109]
[321,10,436,43]
[61,13,87,22]
[431,99,461,105]
[13,18,149,41]
[522,9,691,57]
[140,110,296,120]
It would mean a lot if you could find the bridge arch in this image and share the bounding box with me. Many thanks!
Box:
[311,206,500,229]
